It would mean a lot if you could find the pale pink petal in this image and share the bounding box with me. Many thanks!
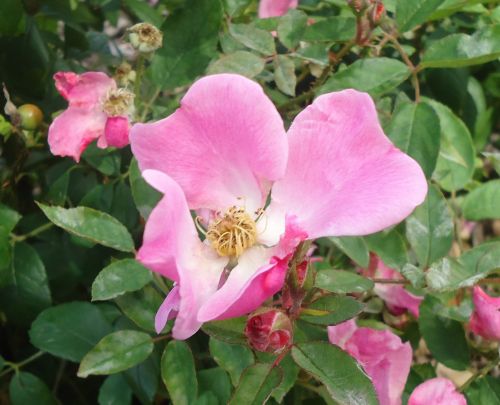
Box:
[130,74,288,212]
[469,286,500,341]
[198,217,306,321]
[136,170,228,339]
[104,116,130,148]
[54,71,115,109]
[329,321,412,405]
[258,0,298,18]
[408,378,466,405]
[48,107,107,162]
[327,319,357,349]
[272,90,427,239]
[371,259,423,318]
[155,286,180,333]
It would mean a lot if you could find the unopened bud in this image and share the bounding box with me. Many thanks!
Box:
[346,0,370,14]
[128,23,163,53]
[18,104,43,130]
[368,1,386,27]
[245,309,292,354]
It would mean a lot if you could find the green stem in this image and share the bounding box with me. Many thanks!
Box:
[140,87,161,122]
[10,222,53,242]
[134,55,146,111]
[0,351,45,378]
[459,357,499,392]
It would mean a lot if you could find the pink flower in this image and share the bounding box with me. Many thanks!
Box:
[328,320,412,405]
[48,72,133,162]
[408,378,466,405]
[130,73,427,339]
[469,286,500,341]
[258,0,298,18]
[245,308,292,353]
[364,255,423,317]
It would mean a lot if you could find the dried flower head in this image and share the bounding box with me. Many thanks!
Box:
[128,23,163,53]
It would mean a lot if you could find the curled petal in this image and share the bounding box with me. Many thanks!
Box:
[258,0,298,18]
[131,74,288,212]
[104,116,130,148]
[273,90,427,239]
[48,107,106,162]
[54,71,115,109]
[137,170,227,339]
[155,286,180,333]
[327,319,357,349]
[408,378,466,405]
[469,286,500,341]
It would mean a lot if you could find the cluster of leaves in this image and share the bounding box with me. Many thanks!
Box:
[1,0,499,404]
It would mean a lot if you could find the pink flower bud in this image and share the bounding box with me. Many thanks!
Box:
[368,1,385,26]
[245,308,292,353]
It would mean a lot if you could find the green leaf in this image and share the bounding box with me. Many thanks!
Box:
[315,270,374,294]
[228,363,283,405]
[229,24,275,55]
[418,295,470,370]
[198,367,232,405]
[329,236,370,268]
[0,203,21,233]
[29,302,112,362]
[150,0,222,90]
[277,9,308,49]
[406,184,454,267]
[9,372,57,405]
[224,0,251,16]
[274,55,296,96]
[0,243,51,325]
[123,0,163,26]
[271,354,300,402]
[208,51,264,78]
[426,99,475,191]
[463,180,500,220]
[319,58,410,96]
[422,25,500,68]
[115,285,164,332]
[400,263,425,289]
[98,374,133,405]
[37,203,134,252]
[161,341,198,405]
[92,259,153,301]
[303,17,355,42]
[209,338,255,386]
[0,226,12,287]
[465,377,500,405]
[0,0,25,36]
[82,144,122,176]
[202,317,247,344]
[300,295,364,325]
[292,342,378,405]
[426,241,500,291]
[396,0,447,32]
[386,102,441,178]
[78,330,154,378]
[364,229,408,269]
[129,158,161,219]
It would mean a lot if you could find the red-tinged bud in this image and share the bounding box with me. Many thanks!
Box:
[368,1,386,27]
[245,308,292,354]
[346,0,371,14]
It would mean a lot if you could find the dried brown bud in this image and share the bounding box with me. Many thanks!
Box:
[128,23,163,53]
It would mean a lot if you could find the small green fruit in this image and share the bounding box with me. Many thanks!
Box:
[18,104,43,130]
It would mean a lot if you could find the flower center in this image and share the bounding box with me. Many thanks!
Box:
[102,88,134,117]
[206,206,258,257]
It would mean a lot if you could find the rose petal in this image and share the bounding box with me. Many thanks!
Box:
[469,286,500,341]
[48,107,107,162]
[327,319,357,349]
[408,378,467,405]
[104,116,130,148]
[54,71,115,109]
[130,74,288,212]
[272,89,427,239]
[155,286,180,333]
[137,170,228,339]
[258,0,298,18]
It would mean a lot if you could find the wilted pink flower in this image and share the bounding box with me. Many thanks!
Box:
[408,378,466,405]
[131,74,427,339]
[328,320,412,405]
[259,0,298,18]
[49,71,133,161]
[245,308,292,353]
[469,286,500,341]
[364,255,423,317]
